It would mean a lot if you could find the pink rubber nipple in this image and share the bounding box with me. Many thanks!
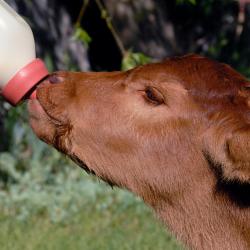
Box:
[2,59,48,106]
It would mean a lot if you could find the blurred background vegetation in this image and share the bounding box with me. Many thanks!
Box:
[0,0,250,249]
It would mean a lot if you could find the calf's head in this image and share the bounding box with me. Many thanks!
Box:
[29,54,250,208]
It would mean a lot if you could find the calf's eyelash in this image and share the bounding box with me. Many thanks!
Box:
[144,86,165,105]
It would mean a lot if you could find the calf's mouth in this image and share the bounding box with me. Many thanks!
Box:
[29,77,97,178]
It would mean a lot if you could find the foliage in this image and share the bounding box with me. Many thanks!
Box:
[176,0,196,5]
[0,209,183,250]
[121,52,152,71]
[73,25,92,48]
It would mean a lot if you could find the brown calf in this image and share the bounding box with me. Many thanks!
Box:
[29,54,250,250]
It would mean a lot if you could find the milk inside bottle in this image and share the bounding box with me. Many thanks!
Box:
[0,0,48,105]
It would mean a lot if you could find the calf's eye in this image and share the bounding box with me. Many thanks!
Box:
[144,86,165,105]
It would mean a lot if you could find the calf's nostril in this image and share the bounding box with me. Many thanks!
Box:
[48,75,63,84]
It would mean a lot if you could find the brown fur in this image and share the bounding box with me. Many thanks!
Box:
[28,54,250,250]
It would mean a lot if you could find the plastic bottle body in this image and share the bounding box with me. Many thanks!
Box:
[0,0,36,88]
[0,0,48,105]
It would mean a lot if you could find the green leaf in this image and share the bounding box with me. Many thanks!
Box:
[176,0,196,5]
[72,26,92,47]
[101,9,108,19]
[189,0,196,4]
[121,52,151,71]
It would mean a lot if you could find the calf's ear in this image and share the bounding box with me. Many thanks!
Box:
[226,128,250,182]
[204,125,250,183]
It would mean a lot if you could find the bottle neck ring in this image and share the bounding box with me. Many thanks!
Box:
[2,58,49,106]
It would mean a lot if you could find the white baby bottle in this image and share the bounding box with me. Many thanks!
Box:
[0,0,48,106]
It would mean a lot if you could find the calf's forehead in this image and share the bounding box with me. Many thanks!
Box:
[133,55,247,92]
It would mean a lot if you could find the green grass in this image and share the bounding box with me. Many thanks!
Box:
[0,202,183,250]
